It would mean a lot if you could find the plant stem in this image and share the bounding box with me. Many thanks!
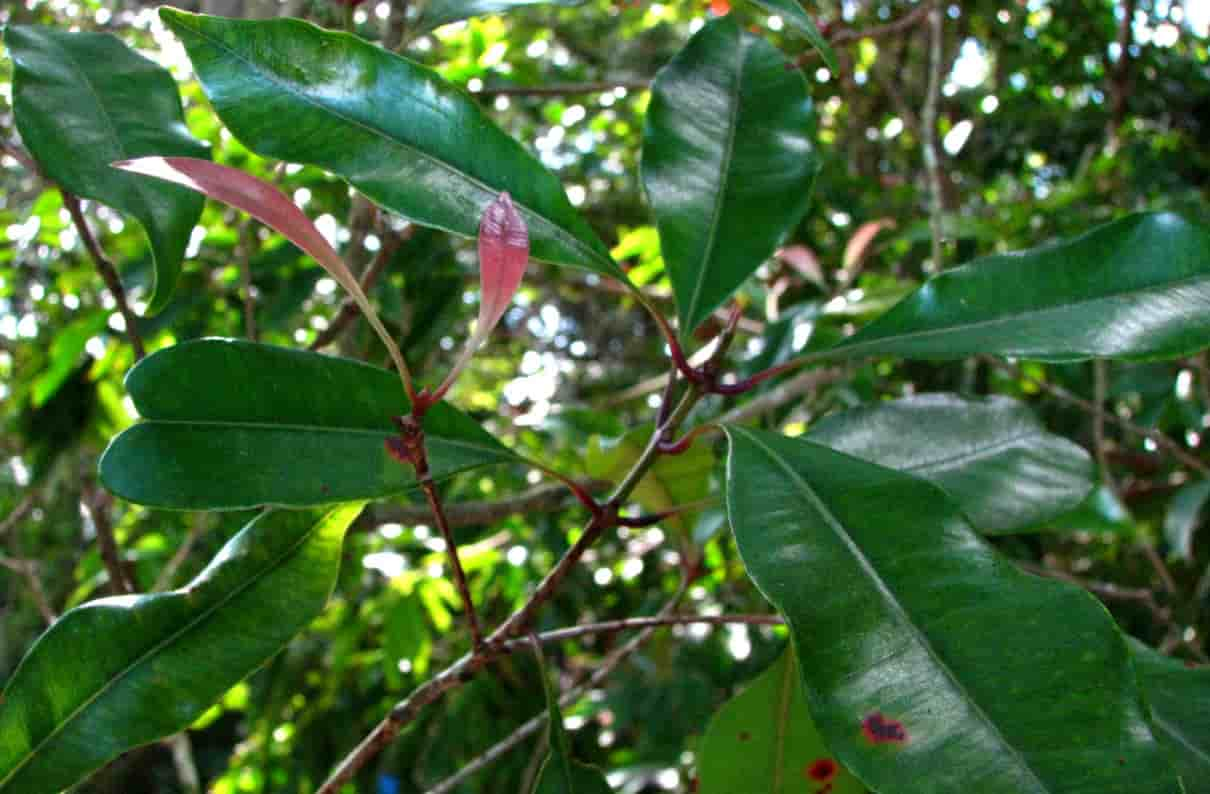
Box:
[421,478,485,649]
[62,191,145,360]
[310,226,408,351]
[317,386,705,794]
[920,3,946,272]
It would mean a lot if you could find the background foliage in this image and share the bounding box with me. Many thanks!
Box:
[2,0,1210,792]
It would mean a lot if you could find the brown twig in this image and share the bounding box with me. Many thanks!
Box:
[423,479,485,648]
[1093,359,1118,493]
[235,217,259,341]
[153,515,208,592]
[61,191,145,360]
[367,479,611,530]
[423,579,695,794]
[494,613,782,652]
[0,491,37,538]
[0,555,57,624]
[990,358,1209,476]
[793,3,934,68]
[317,386,705,793]
[1018,561,1171,626]
[718,367,844,425]
[83,485,134,596]
[920,3,946,271]
[472,80,651,97]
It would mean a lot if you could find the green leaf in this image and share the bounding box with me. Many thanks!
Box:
[159,9,618,278]
[32,312,108,407]
[1164,479,1210,560]
[4,25,208,314]
[806,394,1094,534]
[1130,639,1210,791]
[98,339,515,509]
[531,645,612,794]
[0,504,363,793]
[415,0,584,35]
[697,647,862,794]
[586,426,713,538]
[744,0,838,72]
[642,16,818,337]
[827,213,1210,362]
[1045,484,1137,535]
[722,425,1179,794]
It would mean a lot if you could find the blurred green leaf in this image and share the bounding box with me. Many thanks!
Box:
[415,0,585,35]
[5,25,208,313]
[587,425,712,538]
[697,646,862,794]
[99,339,516,509]
[642,16,818,337]
[531,645,612,794]
[0,504,363,794]
[723,425,1179,793]
[1164,479,1210,560]
[31,312,107,407]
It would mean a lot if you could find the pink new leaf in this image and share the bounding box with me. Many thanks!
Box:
[476,192,530,343]
[113,157,415,399]
[433,192,529,402]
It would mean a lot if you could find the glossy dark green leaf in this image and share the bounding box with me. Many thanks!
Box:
[98,339,515,509]
[1164,479,1210,560]
[4,25,208,313]
[697,647,862,794]
[1130,639,1210,791]
[531,645,612,794]
[744,0,838,71]
[1045,484,1137,535]
[827,213,1210,362]
[806,394,1094,534]
[642,16,818,337]
[0,504,362,793]
[415,0,584,35]
[723,425,1179,794]
[160,9,618,278]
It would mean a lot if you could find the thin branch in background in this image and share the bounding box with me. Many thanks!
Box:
[1106,0,1138,149]
[1018,560,1172,627]
[310,225,409,351]
[365,479,611,531]
[83,484,134,596]
[717,367,844,425]
[988,357,1209,476]
[494,612,783,652]
[0,555,57,624]
[235,216,259,341]
[793,2,933,68]
[423,579,693,794]
[920,4,946,271]
[0,491,37,538]
[421,478,486,649]
[472,80,651,97]
[316,386,706,794]
[61,191,145,360]
[1093,359,1118,494]
[153,515,208,592]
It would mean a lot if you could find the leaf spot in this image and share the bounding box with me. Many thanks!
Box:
[860,711,907,745]
[804,758,837,782]
[737,730,751,741]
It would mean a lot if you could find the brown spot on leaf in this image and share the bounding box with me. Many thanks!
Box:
[805,758,837,781]
[861,712,907,745]
[737,730,751,742]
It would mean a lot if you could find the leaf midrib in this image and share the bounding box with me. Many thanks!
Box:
[729,426,1051,793]
[134,418,511,457]
[0,515,323,788]
[837,267,1210,356]
[681,24,745,333]
[171,14,614,274]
